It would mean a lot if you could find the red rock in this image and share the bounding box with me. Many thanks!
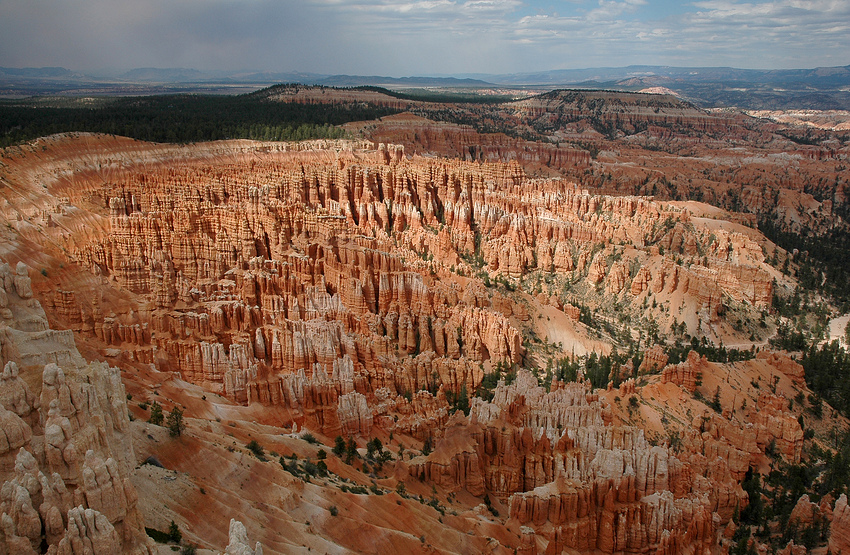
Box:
[639,345,669,375]
[630,266,651,296]
[661,351,705,393]
[830,494,850,554]
[788,494,818,528]
[757,351,806,388]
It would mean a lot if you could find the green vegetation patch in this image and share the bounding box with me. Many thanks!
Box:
[0,86,402,147]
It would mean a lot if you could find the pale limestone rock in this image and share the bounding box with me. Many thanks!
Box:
[639,345,668,375]
[13,263,32,299]
[0,257,150,554]
[52,506,120,555]
[43,400,77,481]
[0,279,11,320]
[0,481,41,548]
[0,512,37,555]
[630,266,651,296]
[337,391,373,436]
[0,403,32,475]
[0,362,38,428]
[0,264,11,293]
[830,494,850,554]
[80,451,127,524]
[224,519,263,555]
[40,364,75,427]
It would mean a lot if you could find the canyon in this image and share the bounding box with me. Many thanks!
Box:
[0,86,848,554]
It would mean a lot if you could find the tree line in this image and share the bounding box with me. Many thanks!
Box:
[0,88,401,147]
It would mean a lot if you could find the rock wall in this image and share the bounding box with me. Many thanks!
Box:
[831,494,850,554]
[17,139,768,414]
[0,261,152,554]
[408,370,725,554]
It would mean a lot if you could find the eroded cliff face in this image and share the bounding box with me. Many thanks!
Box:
[0,261,152,554]
[0,135,775,436]
[406,369,724,553]
[0,134,839,554]
[399,344,818,554]
[335,89,850,237]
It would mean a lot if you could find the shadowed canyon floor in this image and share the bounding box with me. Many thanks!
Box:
[0,126,849,554]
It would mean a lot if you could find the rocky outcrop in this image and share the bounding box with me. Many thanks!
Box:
[0,403,31,477]
[777,541,808,555]
[0,136,781,461]
[515,484,715,555]
[749,393,804,461]
[0,259,151,554]
[0,94,845,555]
[789,494,818,528]
[406,370,727,554]
[365,114,591,171]
[52,506,121,555]
[639,345,668,375]
[223,519,263,555]
[830,494,850,554]
[0,362,38,431]
[337,392,373,437]
[661,351,705,393]
[757,351,806,388]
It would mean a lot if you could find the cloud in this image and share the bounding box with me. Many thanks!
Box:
[509,0,850,69]
[585,0,647,21]
[0,0,847,75]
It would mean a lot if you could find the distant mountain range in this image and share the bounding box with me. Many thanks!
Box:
[2,64,850,110]
[473,64,850,88]
[0,66,492,88]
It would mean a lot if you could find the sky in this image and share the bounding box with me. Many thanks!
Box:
[1,0,849,76]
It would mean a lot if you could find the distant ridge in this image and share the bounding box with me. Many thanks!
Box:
[0,66,86,79]
[2,64,850,109]
[119,67,214,82]
[4,64,850,88]
[476,64,850,87]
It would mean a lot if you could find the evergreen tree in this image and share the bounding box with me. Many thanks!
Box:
[422,436,433,456]
[166,407,185,437]
[168,520,182,543]
[344,437,357,465]
[333,436,346,457]
[148,401,163,426]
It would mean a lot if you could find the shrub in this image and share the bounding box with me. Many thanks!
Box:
[366,437,383,459]
[145,527,170,543]
[167,521,182,543]
[483,494,499,517]
[303,460,324,477]
[280,457,298,476]
[246,440,267,461]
